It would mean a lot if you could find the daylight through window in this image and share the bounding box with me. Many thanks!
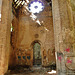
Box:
[0,0,2,21]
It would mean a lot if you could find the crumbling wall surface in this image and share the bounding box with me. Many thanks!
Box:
[56,0,75,65]
[9,15,19,66]
[72,1,75,63]
[58,0,74,53]
[11,2,56,67]
[0,0,12,75]
[52,0,74,55]
[73,12,75,55]
[52,0,75,75]
[59,0,75,64]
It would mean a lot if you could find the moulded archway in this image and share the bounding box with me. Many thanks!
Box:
[33,43,42,66]
[30,40,43,66]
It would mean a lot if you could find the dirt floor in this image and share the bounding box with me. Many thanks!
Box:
[5,65,56,75]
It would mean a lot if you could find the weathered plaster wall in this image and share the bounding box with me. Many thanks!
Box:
[0,0,12,74]
[9,16,19,66]
[58,0,74,53]
[52,0,75,75]
[10,2,56,67]
[71,0,75,63]
[70,0,75,11]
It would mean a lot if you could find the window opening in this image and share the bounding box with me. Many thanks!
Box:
[0,0,2,21]
[11,24,14,32]
[33,43,42,66]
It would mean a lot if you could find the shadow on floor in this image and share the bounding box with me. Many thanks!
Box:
[5,65,56,75]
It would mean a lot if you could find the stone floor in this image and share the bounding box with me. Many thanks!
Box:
[5,65,56,75]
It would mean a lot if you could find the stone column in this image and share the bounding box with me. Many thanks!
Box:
[73,12,75,63]
[52,0,66,75]
[0,0,12,75]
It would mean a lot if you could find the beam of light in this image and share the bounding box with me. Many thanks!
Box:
[47,70,56,74]
[16,1,19,4]
[24,10,29,15]
[0,14,1,18]
[11,24,13,32]
[44,27,49,31]
[30,13,37,20]
[15,0,17,2]
[0,14,1,21]
[22,1,25,5]
[25,6,29,10]
[25,2,27,5]
[36,20,41,25]
[17,1,22,6]
[0,0,2,21]
[26,0,29,3]
[42,21,43,23]
[23,0,43,26]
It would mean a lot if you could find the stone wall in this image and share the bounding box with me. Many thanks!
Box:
[52,0,75,75]
[0,0,74,75]
[0,0,12,75]
[72,1,75,63]
[10,1,56,67]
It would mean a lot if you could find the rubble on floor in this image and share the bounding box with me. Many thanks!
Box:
[5,65,56,75]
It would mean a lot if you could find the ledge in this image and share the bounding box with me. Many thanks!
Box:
[66,63,75,70]
[64,53,75,57]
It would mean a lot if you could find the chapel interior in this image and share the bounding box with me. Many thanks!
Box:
[0,0,75,75]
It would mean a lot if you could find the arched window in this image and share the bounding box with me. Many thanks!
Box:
[0,0,2,21]
[33,43,42,65]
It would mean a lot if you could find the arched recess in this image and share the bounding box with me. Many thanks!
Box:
[30,40,43,66]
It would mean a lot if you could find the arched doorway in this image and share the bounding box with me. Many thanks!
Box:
[33,43,42,66]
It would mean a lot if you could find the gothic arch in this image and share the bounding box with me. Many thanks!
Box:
[30,40,42,48]
[30,40,43,65]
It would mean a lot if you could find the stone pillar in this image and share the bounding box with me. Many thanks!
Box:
[0,0,12,75]
[52,0,66,75]
[52,0,75,74]
[73,12,75,63]
[71,0,75,63]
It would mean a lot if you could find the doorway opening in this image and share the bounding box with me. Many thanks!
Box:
[33,43,42,66]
